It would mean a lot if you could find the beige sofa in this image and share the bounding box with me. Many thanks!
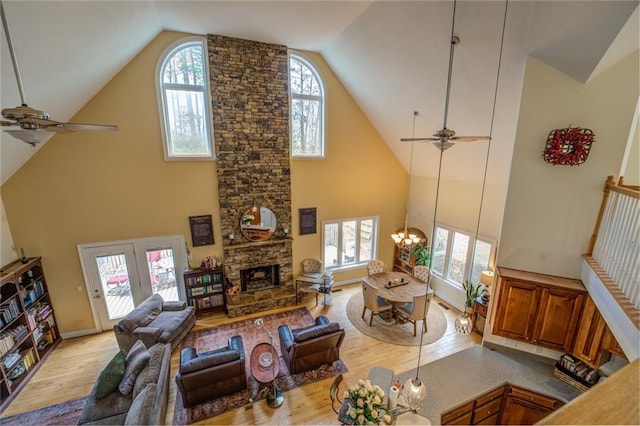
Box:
[113,293,195,352]
[78,342,171,425]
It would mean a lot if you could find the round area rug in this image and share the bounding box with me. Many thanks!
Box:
[346,293,447,346]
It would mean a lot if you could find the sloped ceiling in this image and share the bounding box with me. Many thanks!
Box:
[1,1,638,185]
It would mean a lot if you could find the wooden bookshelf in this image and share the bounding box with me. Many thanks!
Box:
[183,267,227,315]
[0,257,61,412]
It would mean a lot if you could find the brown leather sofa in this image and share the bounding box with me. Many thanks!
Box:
[175,335,246,407]
[278,315,345,374]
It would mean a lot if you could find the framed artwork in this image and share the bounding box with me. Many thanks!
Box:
[189,215,214,246]
[299,207,317,235]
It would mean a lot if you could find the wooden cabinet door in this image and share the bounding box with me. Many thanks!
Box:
[572,296,608,366]
[500,395,553,425]
[500,386,560,425]
[533,287,584,352]
[493,279,540,343]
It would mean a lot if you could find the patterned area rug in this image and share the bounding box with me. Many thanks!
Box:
[1,396,86,426]
[173,306,348,425]
[346,293,448,345]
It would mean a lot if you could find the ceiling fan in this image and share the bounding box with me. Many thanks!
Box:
[401,35,491,151]
[0,1,118,146]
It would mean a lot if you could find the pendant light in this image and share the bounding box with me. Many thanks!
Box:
[455,0,509,335]
[401,0,510,410]
[391,111,424,249]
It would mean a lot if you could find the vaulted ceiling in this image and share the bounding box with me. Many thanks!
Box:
[1,1,638,185]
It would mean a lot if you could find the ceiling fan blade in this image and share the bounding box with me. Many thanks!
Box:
[400,137,440,142]
[41,125,73,133]
[449,136,492,142]
[0,120,16,127]
[60,122,119,132]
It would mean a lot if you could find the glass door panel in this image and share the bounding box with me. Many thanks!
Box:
[96,252,135,320]
[146,248,178,302]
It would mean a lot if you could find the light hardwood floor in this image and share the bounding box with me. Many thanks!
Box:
[1,282,481,424]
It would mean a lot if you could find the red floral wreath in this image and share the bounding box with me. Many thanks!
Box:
[543,127,595,166]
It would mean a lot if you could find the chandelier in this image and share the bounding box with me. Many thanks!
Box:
[391,215,422,249]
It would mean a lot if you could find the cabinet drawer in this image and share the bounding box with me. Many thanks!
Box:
[509,387,559,409]
[441,401,474,424]
[443,410,473,425]
[475,301,488,317]
[473,397,502,423]
[475,412,500,425]
[475,386,504,407]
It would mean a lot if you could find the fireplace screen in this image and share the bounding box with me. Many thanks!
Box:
[240,264,280,292]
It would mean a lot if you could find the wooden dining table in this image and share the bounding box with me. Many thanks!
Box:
[363,271,433,305]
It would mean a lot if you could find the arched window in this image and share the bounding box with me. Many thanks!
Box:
[157,37,214,160]
[289,53,325,158]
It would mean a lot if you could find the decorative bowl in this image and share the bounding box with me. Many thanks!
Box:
[259,351,273,368]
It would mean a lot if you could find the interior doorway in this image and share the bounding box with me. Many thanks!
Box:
[78,235,187,331]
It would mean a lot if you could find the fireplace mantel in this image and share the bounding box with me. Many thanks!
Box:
[223,238,293,251]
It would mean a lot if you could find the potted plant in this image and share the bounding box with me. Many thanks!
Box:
[411,244,430,267]
[462,280,487,312]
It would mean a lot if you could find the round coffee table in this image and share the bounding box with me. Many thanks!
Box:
[250,342,284,407]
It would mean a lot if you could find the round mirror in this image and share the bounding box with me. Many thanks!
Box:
[240,206,277,241]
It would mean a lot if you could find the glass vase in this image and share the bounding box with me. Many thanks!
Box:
[455,311,473,335]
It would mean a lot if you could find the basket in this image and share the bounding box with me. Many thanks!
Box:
[553,365,593,393]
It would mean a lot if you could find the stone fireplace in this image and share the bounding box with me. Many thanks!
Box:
[209,34,296,317]
[240,264,280,292]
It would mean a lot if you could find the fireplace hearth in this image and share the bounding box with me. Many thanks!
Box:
[240,264,280,292]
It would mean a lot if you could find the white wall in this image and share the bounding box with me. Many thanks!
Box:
[497,53,639,279]
[484,51,639,358]
[0,194,17,266]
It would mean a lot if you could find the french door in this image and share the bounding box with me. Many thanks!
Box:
[79,235,187,331]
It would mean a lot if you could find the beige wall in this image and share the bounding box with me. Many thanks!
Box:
[290,50,407,284]
[498,52,639,279]
[1,34,407,334]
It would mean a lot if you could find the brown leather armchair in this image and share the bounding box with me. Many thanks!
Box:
[278,316,345,374]
[175,335,246,407]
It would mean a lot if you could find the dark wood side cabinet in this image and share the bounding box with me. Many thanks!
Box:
[473,296,488,335]
[183,267,227,315]
[0,257,61,412]
[493,267,586,352]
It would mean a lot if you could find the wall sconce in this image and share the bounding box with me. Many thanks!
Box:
[228,232,235,242]
[283,226,290,236]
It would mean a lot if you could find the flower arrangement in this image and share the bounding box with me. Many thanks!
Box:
[342,379,391,425]
[241,214,255,224]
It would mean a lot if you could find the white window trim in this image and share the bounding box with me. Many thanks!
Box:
[431,222,496,289]
[155,36,215,161]
[288,50,326,159]
[322,216,379,272]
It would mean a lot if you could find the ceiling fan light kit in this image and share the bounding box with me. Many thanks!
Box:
[0,0,118,146]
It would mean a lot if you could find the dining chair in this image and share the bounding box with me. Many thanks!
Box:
[396,293,430,336]
[367,366,394,405]
[329,373,344,415]
[361,281,393,326]
[413,265,431,283]
[296,258,333,305]
[367,260,385,275]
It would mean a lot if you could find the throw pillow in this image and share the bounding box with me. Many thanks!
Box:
[95,350,126,399]
[124,383,157,426]
[119,341,151,395]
